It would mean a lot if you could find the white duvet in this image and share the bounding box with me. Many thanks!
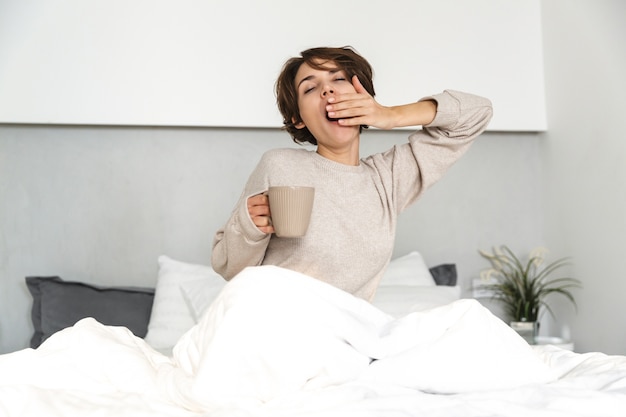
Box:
[1,266,626,417]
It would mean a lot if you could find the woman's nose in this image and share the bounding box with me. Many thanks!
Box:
[321,85,334,97]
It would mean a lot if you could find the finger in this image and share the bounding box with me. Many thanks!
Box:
[251,214,264,225]
[334,89,372,105]
[249,204,271,217]
[257,225,275,234]
[328,77,369,108]
[330,100,375,121]
[257,215,272,227]
[253,215,274,232]
[338,115,368,126]
[247,193,269,208]
[351,75,368,95]
[326,97,370,119]
[247,195,260,208]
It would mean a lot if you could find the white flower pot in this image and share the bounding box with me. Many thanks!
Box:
[510,321,539,344]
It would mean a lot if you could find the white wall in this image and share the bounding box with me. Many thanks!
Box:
[0,126,543,353]
[0,0,545,131]
[540,0,626,354]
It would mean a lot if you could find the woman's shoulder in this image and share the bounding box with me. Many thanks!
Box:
[260,147,314,163]
[253,148,317,180]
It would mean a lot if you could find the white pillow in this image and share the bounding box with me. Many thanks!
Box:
[144,256,225,352]
[379,251,436,287]
[179,277,226,322]
[372,285,461,318]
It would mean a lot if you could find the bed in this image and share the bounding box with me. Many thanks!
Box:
[1,253,625,417]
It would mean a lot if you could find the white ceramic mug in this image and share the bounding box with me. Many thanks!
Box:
[267,186,315,238]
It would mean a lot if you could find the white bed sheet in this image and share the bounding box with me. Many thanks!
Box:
[1,265,625,417]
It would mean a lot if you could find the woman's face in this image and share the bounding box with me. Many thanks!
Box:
[294,60,360,151]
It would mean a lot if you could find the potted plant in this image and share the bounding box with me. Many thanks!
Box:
[477,245,581,343]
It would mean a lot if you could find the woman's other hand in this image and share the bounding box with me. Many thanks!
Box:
[247,193,274,234]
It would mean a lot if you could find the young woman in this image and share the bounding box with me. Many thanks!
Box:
[211,46,492,301]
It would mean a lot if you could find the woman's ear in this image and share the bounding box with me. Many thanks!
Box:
[292,117,305,129]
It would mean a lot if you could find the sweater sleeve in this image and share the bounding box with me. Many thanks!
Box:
[374,90,492,213]
[211,155,273,280]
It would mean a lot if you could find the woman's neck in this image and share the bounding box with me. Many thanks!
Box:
[316,139,360,166]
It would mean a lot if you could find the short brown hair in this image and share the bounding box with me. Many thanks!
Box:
[275,46,375,145]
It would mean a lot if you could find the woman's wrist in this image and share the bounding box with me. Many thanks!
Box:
[389,99,437,128]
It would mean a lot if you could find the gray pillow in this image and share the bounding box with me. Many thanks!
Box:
[429,264,457,286]
[26,276,155,348]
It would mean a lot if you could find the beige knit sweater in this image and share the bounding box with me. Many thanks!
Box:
[212,90,492,301]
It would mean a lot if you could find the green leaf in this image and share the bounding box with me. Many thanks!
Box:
[477,245,581,322]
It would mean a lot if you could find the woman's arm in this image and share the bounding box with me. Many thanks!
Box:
[391,89,493,212]
[211,196,271,280]
[211,157,274,280]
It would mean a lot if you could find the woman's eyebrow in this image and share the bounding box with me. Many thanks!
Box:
[297,75,316,89]
[296,69,342,89]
